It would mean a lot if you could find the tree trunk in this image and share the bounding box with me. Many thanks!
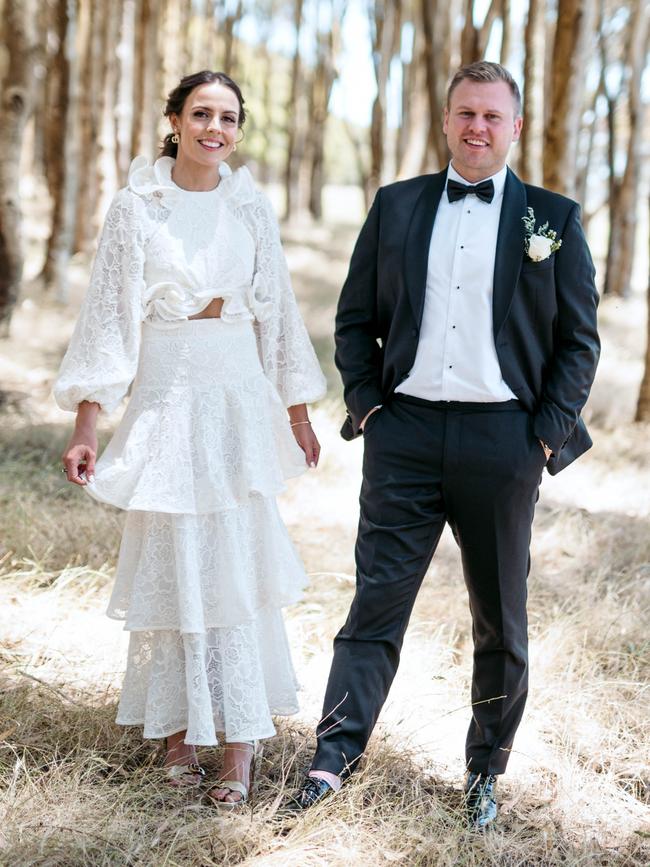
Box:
[183,0,199,72]
[308,3,342,220]
[635,195,650,421]
[420,0,451,171]
[603,0,648,298]
[131,0,160,161]
[96,0,122,218]
[223,0,243,74]
[115,0,137,186]
[31,0,52,178]
[543,0,595,196]
[0,0,37,334]
[368,0,400,200]
[461,0,499,65]
[575,79,601,218]
[344,120,371,211]
[254,0,275,183]
[519,0,545,185]
[500,0,511,65]
[41,0,81,300]
[284,0,305,220]
[73,0,102,253]
[202,0,218,68]
[396,17,429,178]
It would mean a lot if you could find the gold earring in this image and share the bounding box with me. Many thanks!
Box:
[171,132,180,144]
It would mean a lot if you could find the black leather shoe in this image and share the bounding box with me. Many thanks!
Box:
[285,776,335,812]
[464,772,498,831]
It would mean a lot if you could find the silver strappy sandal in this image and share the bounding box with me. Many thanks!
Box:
[164,761,206,788]
[206,741,263,809]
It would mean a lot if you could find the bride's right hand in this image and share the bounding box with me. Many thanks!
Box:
[62,402,100,485]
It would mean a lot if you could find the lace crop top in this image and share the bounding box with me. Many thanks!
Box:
[54,156,327,413]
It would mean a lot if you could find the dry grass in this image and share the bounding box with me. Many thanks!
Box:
[1,218,650,864]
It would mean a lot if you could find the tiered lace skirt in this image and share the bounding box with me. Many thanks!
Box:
[88,319,309,744]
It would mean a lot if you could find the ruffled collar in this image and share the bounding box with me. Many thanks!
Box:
[127,155,256,207]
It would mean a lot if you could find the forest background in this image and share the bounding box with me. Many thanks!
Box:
[1,0,650,865]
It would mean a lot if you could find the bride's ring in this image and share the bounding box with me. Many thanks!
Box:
[61,467,68,473]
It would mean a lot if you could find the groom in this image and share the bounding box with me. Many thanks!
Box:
[291,62,599,827]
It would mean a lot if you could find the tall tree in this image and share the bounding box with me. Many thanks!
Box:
[460,0,500,65]
[396,11,430,178]
[368,0,400,199]
[41,0,81,300]
[307,0,345,219]
[131,0,161,161]
[602,0,649,297]
[31,0,53,178]
[636,194,650,421]
[284,0,305,220]
[421,0,452,171]
[0,0,38,333]
[114,0,137,186]
[201,0,218,68]
[223,0,244,73]
[520,0,545,185]
[500,0,512,65]
[73,0,102,253]
[543,0,596,196]
[96,0,122,218]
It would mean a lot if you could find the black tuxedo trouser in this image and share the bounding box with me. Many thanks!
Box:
[312,395,547,777]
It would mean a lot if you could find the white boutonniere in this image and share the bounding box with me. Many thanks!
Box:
[522,207,562,262]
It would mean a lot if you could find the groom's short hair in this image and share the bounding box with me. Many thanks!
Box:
[447,62,522,117]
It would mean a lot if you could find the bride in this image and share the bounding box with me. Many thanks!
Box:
[54,70,326,806]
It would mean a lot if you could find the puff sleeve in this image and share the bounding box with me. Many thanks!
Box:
[248,190,327,407]
[53,189,146,414]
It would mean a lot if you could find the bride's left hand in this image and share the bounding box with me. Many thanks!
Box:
[292,422,321,468]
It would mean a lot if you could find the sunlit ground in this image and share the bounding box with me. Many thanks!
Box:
[0,188,649,865]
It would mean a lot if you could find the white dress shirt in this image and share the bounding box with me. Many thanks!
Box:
[395,163,516,403]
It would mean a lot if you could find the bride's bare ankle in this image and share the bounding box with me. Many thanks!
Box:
[209,741,257,803]
[164,731,197,766]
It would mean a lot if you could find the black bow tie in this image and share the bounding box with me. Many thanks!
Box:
[447,178,495,204]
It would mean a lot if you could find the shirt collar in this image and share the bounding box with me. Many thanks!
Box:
[446,163,508,203]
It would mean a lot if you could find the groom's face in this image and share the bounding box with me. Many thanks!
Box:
[443,80,522,183]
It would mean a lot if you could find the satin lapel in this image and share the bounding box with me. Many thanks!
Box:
[492,168,527,338]
[403,170,447,324]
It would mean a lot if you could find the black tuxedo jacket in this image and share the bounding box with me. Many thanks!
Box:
[335,167,600,474]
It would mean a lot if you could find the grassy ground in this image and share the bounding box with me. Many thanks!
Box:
[1,210,649,865]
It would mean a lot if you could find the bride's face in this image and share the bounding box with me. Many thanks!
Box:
[170,82,241,169]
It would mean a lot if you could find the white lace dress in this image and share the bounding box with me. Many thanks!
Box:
[54,156,327,744]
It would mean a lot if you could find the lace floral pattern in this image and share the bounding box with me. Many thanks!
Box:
[109,497,307,631]
[116,608,300,744]
[53,156,326,414]
[54,190,147,413]
[85,320,307,513]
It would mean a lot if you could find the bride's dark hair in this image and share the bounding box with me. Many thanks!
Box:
[160,70,246,158]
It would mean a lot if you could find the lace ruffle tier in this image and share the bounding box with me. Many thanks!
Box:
[109,499,307,632]
[85,320,306,513]
[116,610,300,744]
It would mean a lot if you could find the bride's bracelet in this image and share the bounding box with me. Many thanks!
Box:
[290,420,311,427]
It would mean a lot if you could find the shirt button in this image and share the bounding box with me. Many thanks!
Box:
[449,365,453,369]
[460,245,464,249]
